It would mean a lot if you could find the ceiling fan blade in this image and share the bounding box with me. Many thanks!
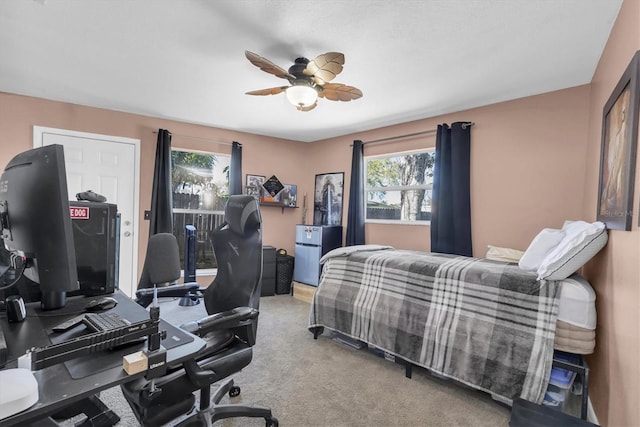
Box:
[303,52,344,85]
[245,51,295,80]
[297,102,317,112]
[245,86,287,96]
[318,83,363,102]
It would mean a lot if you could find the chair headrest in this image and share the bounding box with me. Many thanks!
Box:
[224,195,261,236]
[147,233,181,285]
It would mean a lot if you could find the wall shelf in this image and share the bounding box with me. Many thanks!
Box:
[260,201,298,213]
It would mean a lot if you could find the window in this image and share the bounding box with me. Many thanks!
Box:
[365,149,435,223]
[171,149,230,272]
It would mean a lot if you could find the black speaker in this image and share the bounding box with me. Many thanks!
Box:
[69,201,119,296]
[184,225,197,283]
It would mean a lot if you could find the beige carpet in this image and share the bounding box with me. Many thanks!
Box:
[65,295,512,426]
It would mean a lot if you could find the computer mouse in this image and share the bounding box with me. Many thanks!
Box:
[84,296,118,312]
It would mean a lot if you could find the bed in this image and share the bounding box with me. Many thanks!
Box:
[308,221,607,405]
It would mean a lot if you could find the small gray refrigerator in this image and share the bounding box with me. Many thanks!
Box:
[293,225,342,286]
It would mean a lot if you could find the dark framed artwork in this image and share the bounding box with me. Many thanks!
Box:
[597,50,640,230]
[245,174,265,201]
[313,172,344,226]
[261,175,284,203]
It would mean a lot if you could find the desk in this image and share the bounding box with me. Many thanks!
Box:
[0,291,205,426]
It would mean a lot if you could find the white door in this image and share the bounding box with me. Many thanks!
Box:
[34,126,140,297]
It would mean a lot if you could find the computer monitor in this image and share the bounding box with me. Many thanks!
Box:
[0,144,79,310]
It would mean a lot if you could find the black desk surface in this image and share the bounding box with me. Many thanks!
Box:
[0,291,206,426]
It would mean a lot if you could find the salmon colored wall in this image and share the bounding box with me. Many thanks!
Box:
[0,93,309,283]
[0,85,591,272]
[580,0,640,425]
[310,85,591,256]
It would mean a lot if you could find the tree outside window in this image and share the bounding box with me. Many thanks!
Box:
[365,150,435,222]
[171,150,230,271]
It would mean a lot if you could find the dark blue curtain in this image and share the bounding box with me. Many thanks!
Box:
[230,141,242,195]
[430,122,472,256]
[149,129,173,236]
[346,140,365,246]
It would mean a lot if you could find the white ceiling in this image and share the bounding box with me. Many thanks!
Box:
[0,0,623,142]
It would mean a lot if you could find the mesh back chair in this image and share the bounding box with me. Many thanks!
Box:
[135,233,203,307]
[121,195,277,426]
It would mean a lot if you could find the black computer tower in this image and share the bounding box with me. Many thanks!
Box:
[69,201,119,296]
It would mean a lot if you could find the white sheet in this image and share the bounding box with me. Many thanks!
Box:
[557,274,596,330]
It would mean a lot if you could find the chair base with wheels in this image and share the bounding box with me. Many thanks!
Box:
[176,378,277,427]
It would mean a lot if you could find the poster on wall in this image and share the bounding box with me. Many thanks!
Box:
[596,50,640,231]
[281,184,297,207]
[262,175,285,203]
[245,174,265,201]
[313,172,344,226]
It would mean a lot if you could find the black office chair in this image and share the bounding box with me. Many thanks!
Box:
[121,195,278,427]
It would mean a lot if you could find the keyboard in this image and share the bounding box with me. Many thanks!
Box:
[51,312,146,353]
[82,312,131,333]
[53,312,131,333]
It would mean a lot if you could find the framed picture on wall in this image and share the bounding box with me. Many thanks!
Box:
[281,184,297,207]
[245,174,265,201]
[597,50,640,230]
[313,172,344,226]
[261,175,284,203]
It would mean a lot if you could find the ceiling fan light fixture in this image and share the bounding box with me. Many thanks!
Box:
[285,84,318,108]
[245,50,361,111]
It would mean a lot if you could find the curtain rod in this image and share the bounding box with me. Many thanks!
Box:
[152,130,236,146]
[360,121,475,146]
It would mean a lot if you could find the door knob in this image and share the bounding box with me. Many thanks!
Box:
[124,231,131,237]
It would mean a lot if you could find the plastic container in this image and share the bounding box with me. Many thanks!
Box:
[543,361,576,412]
[543,384,568,411]
[549,366,576,389]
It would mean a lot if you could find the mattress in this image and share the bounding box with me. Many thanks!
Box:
[556,274,596,329]
[554,320,595,354]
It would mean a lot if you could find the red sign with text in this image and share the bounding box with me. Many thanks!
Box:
[70,206,90,220]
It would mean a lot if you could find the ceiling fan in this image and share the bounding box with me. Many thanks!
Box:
[244,50,363,112]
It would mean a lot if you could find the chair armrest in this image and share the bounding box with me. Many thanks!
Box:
[135,283,201,307]
[180,306,258,336]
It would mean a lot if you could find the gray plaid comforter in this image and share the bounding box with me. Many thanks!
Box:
[308,248,560,403]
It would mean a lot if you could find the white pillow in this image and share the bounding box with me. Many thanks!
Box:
[518,228,565,272]
[537,221,607,280]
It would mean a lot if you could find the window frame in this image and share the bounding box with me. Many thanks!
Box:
[364,148,435,225]
[171,147,230,276]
